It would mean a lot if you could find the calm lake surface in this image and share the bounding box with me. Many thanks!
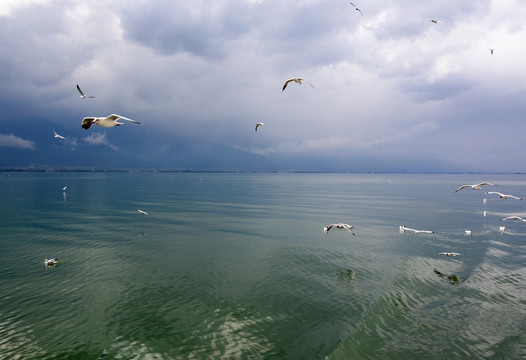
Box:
[1,172,525,359]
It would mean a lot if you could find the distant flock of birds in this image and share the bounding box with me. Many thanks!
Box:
[317,181,525,262]
[45,179,525,266]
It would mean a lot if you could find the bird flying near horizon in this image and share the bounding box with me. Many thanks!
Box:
[53,130,65,139]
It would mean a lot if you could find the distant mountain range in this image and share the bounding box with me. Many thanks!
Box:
[0,116,470,173]
[0,116,278,171]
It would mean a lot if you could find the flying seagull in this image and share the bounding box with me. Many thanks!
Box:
[324,223,355,235]
[44,258,58,266]
[62,186,67,191]
[255,122,264,132]
[81,114,142,130]
[485,191,524,200]
[137,209,148,215]
[281,77,315,92]
[426,18,442,24]
[76,84,94,99]
[399,225,435,234]
[438,252,462,257]
[455,182,495,192]
[349,2,363,15]
[465,229,472,236]
[489,48,494,55]
[502,216,526,222]
[53,130,65,139]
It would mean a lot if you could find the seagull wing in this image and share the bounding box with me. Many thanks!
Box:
[324,224,334,233]
[344,225,356,235]
[455,185,469,192]
[109,114,142,125]
[486,191,502,196]
[282,79,293,92]
[477,182,495,187]
[76,84,85,96]
[81,117,95,130]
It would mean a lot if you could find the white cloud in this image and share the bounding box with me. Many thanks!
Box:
[0,133,35,149]
[0,0,52,17]
[83,133,119,151]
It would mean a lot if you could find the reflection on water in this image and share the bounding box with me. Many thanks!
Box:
[0,173,526,359]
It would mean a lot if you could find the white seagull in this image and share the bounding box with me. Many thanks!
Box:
[465,229,472,236]
[324,223,355,235]
[81,114,142,130]
[281,77,315,92]
[438,252,462,257]
[349,2,363,15]
[44,258,58,266]
[255,122,264,132]
[53,130,65,139]
[62,186,67,191]
[499,226,506,232]
[137,209,148,215]
[502,216,526,222]
[485,191,524,200]
[77,84,94,98]
[399,225,435,234]
[455,182,495,192]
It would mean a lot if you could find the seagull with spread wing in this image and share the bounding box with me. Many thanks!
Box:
[53,130,65,139]
[399,225,435,234]
[502,216,526,222]
[455,182,495,192]
[281,77,315,92]
[81,114,142,130]
[76,84,94,98]
[349,2,363,15]
[486,191,524,200]
[324,223,355,235]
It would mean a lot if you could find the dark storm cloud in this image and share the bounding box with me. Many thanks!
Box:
[1,0,526,172]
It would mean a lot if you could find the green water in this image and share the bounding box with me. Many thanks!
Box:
[0,173,525,359]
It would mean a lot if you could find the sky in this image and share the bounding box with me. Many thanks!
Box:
[1,0,526,172]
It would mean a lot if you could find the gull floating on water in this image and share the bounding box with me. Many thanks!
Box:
[455,182,495,192]
[53,130,65,139]
[465,229,472,236]
[44,258,58,266]
[76,84,94,99]
[399,225,435,234]
[137,209,148,215]
[485,191,524,200]
[81,114,142,130]
[349,2,363,15]
[255,122,264,132]
[281,77,315,92]
[324,223,355,235]
[438,252,462,257]
[502,216,526,222]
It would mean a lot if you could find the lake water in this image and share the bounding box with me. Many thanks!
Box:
[1,172,525,359]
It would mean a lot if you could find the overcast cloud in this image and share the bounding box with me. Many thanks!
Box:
[1,0,525,171]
